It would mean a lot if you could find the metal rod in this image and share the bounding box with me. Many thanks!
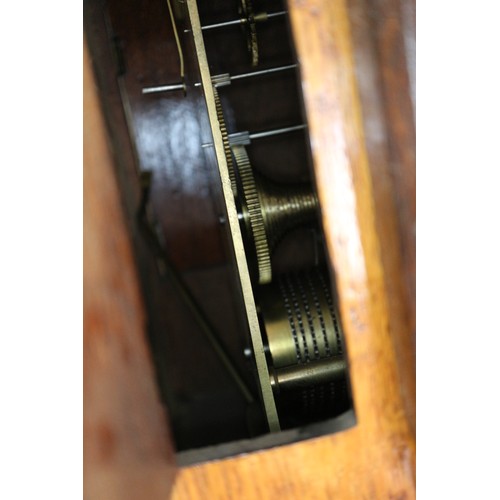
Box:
[201,124,306,148]
[193,63,297,88]
[142,83,185,94]
[248,124,307,140]
[143,63,298,94]
[184,10,287,33]
[229,63,298,82]
[266,11,287,20]
[201,124,307,148]
[202,17,244,30]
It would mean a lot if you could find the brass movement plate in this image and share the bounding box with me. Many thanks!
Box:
[186,0,280,432]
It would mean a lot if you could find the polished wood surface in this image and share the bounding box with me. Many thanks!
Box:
[83,39,175,498]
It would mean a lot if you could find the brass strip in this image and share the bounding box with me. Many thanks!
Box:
[186,0,280,432]
[166,0,185,80]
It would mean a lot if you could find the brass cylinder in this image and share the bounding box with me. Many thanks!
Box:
[269,356,346,393]
[259,269,349,421]
[260,269,344,370]
[255,173,319,252]
[238,161,319,284]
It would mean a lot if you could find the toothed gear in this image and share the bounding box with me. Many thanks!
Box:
[213,87,237,196]
[232,144,272,284]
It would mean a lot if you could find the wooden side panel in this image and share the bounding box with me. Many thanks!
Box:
[171,0,415,497]
[83,39,176,499]
[346,0,416,430]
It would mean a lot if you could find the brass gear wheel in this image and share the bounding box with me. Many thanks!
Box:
[232,144,272,284]
[213,86,237,196]
[231,143,320,285]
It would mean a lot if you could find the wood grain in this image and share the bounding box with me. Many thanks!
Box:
[346,0,416,434]
[83,38,175,499]
[171,0,416,497]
